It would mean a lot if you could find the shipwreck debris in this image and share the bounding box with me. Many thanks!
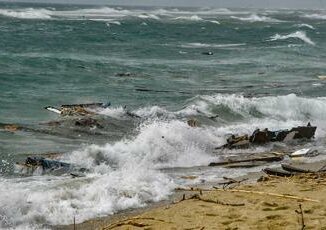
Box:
[217,123,316,150]
[45,102,111,116]
[15,156,87,177]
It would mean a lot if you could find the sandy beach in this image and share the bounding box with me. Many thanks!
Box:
[102,173,326,230]
[55,160,326,230]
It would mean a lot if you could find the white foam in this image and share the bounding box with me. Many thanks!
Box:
[138,14,160,20]
[303,13,326,20]
[0,8,52,19]
[174,15,204,21]
[180,43,245,48]
[209,20,220,24]
[269,31,315,45]
[97,106,127,119]
[231,14,282,23]
[296,23,315,30]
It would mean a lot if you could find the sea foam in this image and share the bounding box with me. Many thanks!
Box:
[303,13,326,20]
[231,14,282,23]
[0,8,52,19]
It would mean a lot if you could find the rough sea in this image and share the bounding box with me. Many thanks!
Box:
[0,2,326,229]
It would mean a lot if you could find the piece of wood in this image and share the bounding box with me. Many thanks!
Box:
[295,204,306,230]
[263,168,296,177]
[175,187,319,202]
[212,188,319,203]
[209,155,284,167]
[281,164,314,173]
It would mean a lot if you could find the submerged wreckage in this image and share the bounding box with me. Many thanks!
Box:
[217,123,316,150]
[45,102,111,116]
[15,156,87,177]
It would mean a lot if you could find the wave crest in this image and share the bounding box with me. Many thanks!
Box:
[231,14,282,23]
[0,8,52,19]
[269,31,315,45]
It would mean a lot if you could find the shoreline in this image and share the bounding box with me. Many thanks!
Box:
[55,160,326,230]
[54,169,263,230]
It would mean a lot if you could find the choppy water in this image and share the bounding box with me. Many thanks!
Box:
[1,2,326,229]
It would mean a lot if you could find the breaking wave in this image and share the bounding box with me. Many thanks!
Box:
[174,15,204,21]
[180,43,245,48]
[296,23,315,30]
[137,14,160,20]
[2,94,326,228]
[269,31,315,45]
[0,6,249,21]
[231,14,282,23]
[303,13,326,20]
[0,8,52,19]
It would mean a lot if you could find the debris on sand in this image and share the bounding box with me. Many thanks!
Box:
[217,123,316,150]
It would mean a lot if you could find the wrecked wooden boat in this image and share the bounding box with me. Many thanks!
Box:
[262,168,296,177]
[45,102,110,116]
[209,154,284,167]
[217,123,316,149]
[15,156,87,177]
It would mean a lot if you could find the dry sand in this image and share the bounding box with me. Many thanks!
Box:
[97,173,326,230]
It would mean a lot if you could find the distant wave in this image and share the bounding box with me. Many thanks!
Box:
[208,20,220,24]
[303,13,326,20]
[269,31,315,45]
[138,14,160,20]
[0,8,52,19]
[296,23,315,30]
[231,14,282,23]
[180,42,245,48]
[174,15,204,21]
[0,6,249,21]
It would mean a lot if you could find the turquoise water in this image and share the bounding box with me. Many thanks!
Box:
[0,3,326,228]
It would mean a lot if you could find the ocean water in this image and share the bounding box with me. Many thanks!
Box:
[0,2,326,229]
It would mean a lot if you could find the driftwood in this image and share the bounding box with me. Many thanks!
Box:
[175,193,244,206]
[263,168,296,177]
[212,188,320,203]
[175,187,319,202]
[281,164,315,173]
[217,177,248,189]
[295,204,306,230]
[103,217,169,230]
[209,155,284,167]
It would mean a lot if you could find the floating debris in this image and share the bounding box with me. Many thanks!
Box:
[45,102,111,116]
[15,156,87,177]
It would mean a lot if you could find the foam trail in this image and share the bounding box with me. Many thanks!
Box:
[269,31,315,45]
[0,8,52,19]
[231,14,282,23]
[180,43,245,48]
[174,15,204,21]
[138,14,160,20]
[296,23,315,30]
[209,20,220,24]
[303,13,326,20]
